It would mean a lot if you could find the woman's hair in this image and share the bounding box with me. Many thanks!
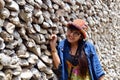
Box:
[68,25,89,78]
[67,24,79,31]
[78,40,89,79]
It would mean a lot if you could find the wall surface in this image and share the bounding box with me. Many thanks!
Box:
[0,0,120,80]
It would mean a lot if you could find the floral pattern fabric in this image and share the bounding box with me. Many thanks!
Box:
[66,60,91,80]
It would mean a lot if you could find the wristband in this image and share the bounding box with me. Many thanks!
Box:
[51,49,57,53]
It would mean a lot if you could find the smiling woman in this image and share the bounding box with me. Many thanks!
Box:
[50,19,105,80]
[66,25,82,45]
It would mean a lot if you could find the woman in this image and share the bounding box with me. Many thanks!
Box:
[50,19,105,80]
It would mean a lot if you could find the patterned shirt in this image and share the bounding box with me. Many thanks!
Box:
[66,60,91,80]
[66,50,91,80]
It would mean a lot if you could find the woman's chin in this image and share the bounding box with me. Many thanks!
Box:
[67,38,74,43]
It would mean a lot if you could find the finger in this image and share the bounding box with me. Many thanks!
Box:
[49,35,53,40]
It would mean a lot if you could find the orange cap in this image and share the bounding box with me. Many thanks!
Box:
[67,19,88,39]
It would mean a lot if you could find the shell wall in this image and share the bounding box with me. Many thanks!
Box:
[0,0,120,80]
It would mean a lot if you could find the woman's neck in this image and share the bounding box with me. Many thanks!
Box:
[70,42,78,55]
[70,42,78,48]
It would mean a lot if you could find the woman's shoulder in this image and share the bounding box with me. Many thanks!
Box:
[84,40,97,56]
[58,39,67,47]
[84,40,94,48]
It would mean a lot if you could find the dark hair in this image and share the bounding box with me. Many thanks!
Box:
[77,41,89,79]
[67,24,79,31]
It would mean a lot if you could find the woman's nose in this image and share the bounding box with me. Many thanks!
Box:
[69,32,74,36]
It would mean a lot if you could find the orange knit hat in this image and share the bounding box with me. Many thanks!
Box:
[67,19,88,39]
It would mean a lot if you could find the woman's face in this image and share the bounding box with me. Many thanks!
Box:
[66,27,82,44]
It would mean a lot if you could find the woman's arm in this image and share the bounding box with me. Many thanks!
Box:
[98,75,105,80]
[51,48,61,69]
[90,43,105,79]
[50,34,61,69]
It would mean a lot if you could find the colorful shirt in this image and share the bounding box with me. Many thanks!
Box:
[66,51,91,80]
[66,61,91,80]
